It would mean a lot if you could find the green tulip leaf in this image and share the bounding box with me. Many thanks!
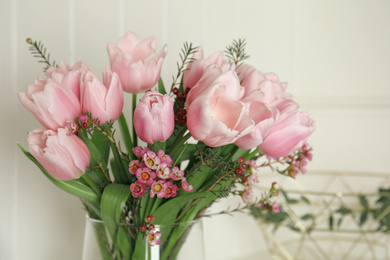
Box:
[17,143,99,204]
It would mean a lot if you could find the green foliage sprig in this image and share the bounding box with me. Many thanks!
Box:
[26,38,57,72]
[169,42,198,94]
[225,38,250,66]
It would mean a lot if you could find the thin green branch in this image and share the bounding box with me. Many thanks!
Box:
[26,38,57,72]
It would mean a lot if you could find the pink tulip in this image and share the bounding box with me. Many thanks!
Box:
[237,64,292,104]
[18,79,82,130]
[107,31,167,93]
[234,101,278,150]
[81,67,124,124]
[28,128,91,181]
[186,68,253,147]
[134,91,174,144]
[46,61,90,100]
[183,46,235,91]
[259,100,316,158]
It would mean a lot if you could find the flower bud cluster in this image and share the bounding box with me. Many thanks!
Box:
[140,215,161,246]
[236,158,260,203]
[172,87,190,125]
[129,146,194,198]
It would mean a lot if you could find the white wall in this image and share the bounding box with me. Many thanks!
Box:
[1,0,390,259]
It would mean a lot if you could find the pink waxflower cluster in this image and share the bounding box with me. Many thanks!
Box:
[236,158,260,203]
[139,215,161,246]
[285,144,314,178]
[129,147,193,198]
[184,49,315,158]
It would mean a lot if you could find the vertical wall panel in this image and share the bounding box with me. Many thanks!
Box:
[0,0,13,259]
[74,0,121,75]
[292,0,390,99]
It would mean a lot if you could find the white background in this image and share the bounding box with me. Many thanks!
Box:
[1,0,390,259]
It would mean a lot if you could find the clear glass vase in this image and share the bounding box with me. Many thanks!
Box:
[82,215,205,260]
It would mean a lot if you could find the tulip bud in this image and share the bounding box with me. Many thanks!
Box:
[28,128,91,181]
[134,91,174,144]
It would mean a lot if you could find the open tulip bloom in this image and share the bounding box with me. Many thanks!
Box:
[18,34,315,259]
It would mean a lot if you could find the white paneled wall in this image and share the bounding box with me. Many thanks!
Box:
[1,1,389,259]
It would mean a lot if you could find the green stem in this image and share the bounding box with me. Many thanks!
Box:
[81,174,102,197]
[150,198,163,215]
[109,139,128,184]
[169,131,191,158]
[132,94,138,147]
[118,113,134,160]
[244,148,259,161]
[152,141,160,153]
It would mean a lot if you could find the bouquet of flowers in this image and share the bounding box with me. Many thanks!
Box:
[18,31,315,259]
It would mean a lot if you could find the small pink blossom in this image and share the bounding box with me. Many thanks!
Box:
[150,180,166,198]
[157,150,173,167]
[147,230,161,246]
[130,181,147,198]
[272,201,280,213]
[65,120,77,135]
[132,146,148,158]
[242,187,254,203]
[129,160,142,175]
[136,167,157,185]
[143,150,160,170]
[181,178,194,192]
[170,166,184,180]
[248,173,259,185]
[163,181,178,198]
[79,114,88,123]
[155,164,171,179]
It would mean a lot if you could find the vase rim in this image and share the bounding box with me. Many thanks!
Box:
[85,214,202,227]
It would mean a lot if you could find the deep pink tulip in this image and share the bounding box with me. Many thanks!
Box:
[81,68,124,124]
[107,31,167,93]
[259,100,316,158]
[134,91,174,144]
[183,46,235,91]
[18,79,82,130]
[186,68,253,147]
[28,128,91,181]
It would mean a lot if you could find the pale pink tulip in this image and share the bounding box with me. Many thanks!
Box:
[234,101,278,150]
[186,69,253,147]
[46,61,90,100]
[259,100,316,158]
[28,128,91,181]
[18,80,81,130]
[183,46,235,91]
[237,64,292,104]
[81,68,124,124]
[134,91,174,144]
[107,32,167,93]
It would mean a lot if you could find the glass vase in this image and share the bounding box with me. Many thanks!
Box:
[82,215,205,260]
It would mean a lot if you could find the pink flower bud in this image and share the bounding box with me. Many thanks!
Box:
[27,128,91,181]
[134,91,174,144]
